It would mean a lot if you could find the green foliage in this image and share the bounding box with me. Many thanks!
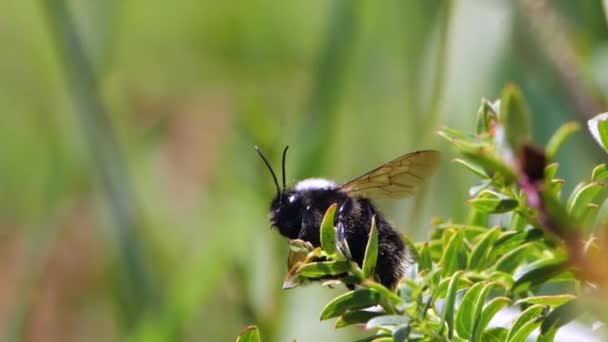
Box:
[238,85,608,341]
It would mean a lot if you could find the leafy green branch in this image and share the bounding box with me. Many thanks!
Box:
[238,84,608,341]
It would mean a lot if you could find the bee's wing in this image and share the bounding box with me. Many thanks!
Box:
[339,150,440,199]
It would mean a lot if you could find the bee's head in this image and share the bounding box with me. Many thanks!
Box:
[255,145,301,238]
[270,189,304,239]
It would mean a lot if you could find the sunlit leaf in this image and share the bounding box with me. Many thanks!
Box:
[439,272,462,339]
[505,304,544,342]
[366,315,409,330]
[546,121,580,160]
[468,227,502,270]
[500,83,531,150]
[320,289,382,320]
[362,215,379,279]
[236,325,260,342]
[514,295,576,307]
[494,243,533,273]
[455,282,485,339]
[335,310,382,329]
[512,259,570,294]
[471,297,510,341]
[566,181,604,220]
[469,190,518,214]
[297,260,351,278]
[439,230,467,276]
[587,112,608,154]
[453,158,489,178]
[481,327,508,342]
[592,163,608,181]
[320,203,339,255]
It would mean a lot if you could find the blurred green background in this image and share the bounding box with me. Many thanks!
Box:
[1,0,608,341]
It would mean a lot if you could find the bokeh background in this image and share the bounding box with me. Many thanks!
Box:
[1,0,608,341]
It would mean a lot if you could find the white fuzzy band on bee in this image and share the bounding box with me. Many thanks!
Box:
[294,178,337,191]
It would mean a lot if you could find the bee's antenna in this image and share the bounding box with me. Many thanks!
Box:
[281,145,289,190]
[254,146,281,196]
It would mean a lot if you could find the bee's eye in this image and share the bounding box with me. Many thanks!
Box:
[288,195,298,203]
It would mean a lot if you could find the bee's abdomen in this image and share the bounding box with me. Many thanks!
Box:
[337,197,406,289]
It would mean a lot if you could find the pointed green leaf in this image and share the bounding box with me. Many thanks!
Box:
[439,272,462,339]
[512,259,569,294]
[592,163,608,181]
[514,295,575,307]
[546,121,580,160]
[506,304,544,342]
[320,289,382,320]
[587,112,608,154]
[455,282,485,339]
[392,324,411,342]
[468,227,502,270]
[434,276,473,299]
[418,242,433,271]
[507,319,541,342]
[540,299,582,334]
[320,203,338,255]
[566,181,604,220]
[366,315,409,330]
[439,230,467,276]
[236,325,260,342]
[471,297,510,341]
[500,83,531,150]
[401,234,419,263]
[453,158,489,178]
[469,190,519,214]
[544,163,559,181]
[481,327,508,342]
[362,216,379,279]
[335,310,383,328]
[495,243,533,273]
[297,260,351,278]
[476,98,499,135]
[490,229,543,261]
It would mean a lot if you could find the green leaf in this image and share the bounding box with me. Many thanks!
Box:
[587,112,608,154]
[469,190,518,214]
[540,299,582,334]
[471,297,510,341]
[511,259,569,294]
[544,163,559,181]
[352,334,392,342]
[481,327,508,342]
[362,215,379,279]
[505,304,544,342]
[366,315,409,329]
[320,203,338,255]
[320,289,382,320]
[439,272,462,339]
[514,294,576,307]
[453,158,489,178]
[454,141,517,183]
[439,230,467,276]
[401,234,419,264]
[476,98,499,135]
[236,325,260,342]
[335,310,383,328]
[494,243,533,273]
[434,276,473,299]
[468,227,502,270]
[490,229,543,261]
[566,181,604,220]
[507,319,541,342]
[500,83,531,150]
[546,121,580,160]
[592,163,608,181]
[418,242,433,271]
[392,324,411,342]
[455,282,485,339]
[297,260,351,278]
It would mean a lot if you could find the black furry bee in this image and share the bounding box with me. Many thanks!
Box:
[255,146,440,289]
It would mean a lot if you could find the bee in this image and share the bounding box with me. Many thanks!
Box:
[255,146,440,289]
